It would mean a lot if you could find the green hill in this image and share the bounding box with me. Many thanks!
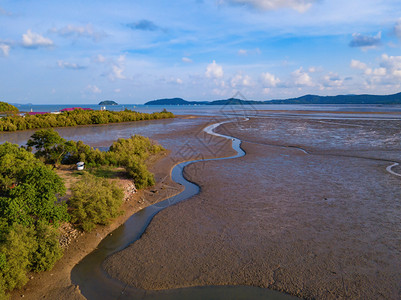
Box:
[99,100,118,105]
[146,92,401,106]
[265,92,401,104]
[209,98,263,105]
[145,98,208,105]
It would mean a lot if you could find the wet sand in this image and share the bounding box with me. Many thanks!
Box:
[104,117,401,299]
[10,116,235,300]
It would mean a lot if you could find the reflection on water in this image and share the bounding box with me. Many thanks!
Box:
[0,118,207,148]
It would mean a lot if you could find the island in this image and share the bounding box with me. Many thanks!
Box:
[98,100,118,105]
[145,92,401,105]
[145,98,208,105]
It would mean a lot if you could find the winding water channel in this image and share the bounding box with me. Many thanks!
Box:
[71,119,298,300]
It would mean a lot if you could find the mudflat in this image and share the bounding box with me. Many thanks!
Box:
[10,116,235,300]
[104,117,401,299]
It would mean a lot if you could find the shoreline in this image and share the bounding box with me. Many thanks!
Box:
[10,116,236,300]
[10,115,401,299]
[10,152,183,300]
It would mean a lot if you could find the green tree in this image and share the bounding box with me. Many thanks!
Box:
[0,102,19,113]
[0,142,68,226]
[27,129,67,165]
[69,173,123,232]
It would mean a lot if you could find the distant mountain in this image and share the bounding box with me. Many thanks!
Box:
[145,92,401,106]
[145,98,208,105]
[99,100,118,105]
[209,98,264,105]
[265,92,401,105]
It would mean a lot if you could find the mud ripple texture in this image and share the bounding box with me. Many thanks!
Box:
[104,118,401,300]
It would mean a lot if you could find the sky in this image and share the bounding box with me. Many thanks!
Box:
[1,0,401,104]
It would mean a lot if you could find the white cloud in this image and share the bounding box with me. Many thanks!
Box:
[349,32,381,50]
[22,30,53,48]
[349,54,401,91]
[57,60,86,70]
[93,54,127,81]
[109,55,126,80]
[261,72,280,87]
[0,44,10,56]
[350,59,367,70]
[372,67,386,76]
[51,24,106,41]
[322,72,343,87]
[394,19,401,40]
[238,49,248,55]
[308,66,322,73]
[224,0,315,13]
[111,65,125,80]
[94,54,106,63]
[206,60,224,78]
[212,87,229,97]
[86,85,101,94]
[380,54,401,77]
[352,57,392,77]
[292,67,313,86]
[231,73,253,87]
[182,57,193,63]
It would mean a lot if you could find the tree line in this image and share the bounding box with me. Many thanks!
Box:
[0,129,165,298]
[0,108,174,131]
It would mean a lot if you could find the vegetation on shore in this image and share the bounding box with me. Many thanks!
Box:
[27,129,163,188]
[0,108,174,132]
[0,102,19,114]
[0,128,165,297]
[69,173,124,232]
[0,143,69,297]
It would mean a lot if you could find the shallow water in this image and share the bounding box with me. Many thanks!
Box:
[12,103,401,118]
[0,118,207,149]
[228,118,401,156]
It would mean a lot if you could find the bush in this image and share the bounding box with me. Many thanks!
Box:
[0,221,62,296]
[0,276,8,300]
[69,173,123,232]
[0,224,37,292]
[0,102,18,113]
[125,160,155,189]
[30,221,63,272]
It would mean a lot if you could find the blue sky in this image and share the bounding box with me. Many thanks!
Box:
[1,0,401,104]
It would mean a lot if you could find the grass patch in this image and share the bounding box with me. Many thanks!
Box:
[88,166,128,179]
